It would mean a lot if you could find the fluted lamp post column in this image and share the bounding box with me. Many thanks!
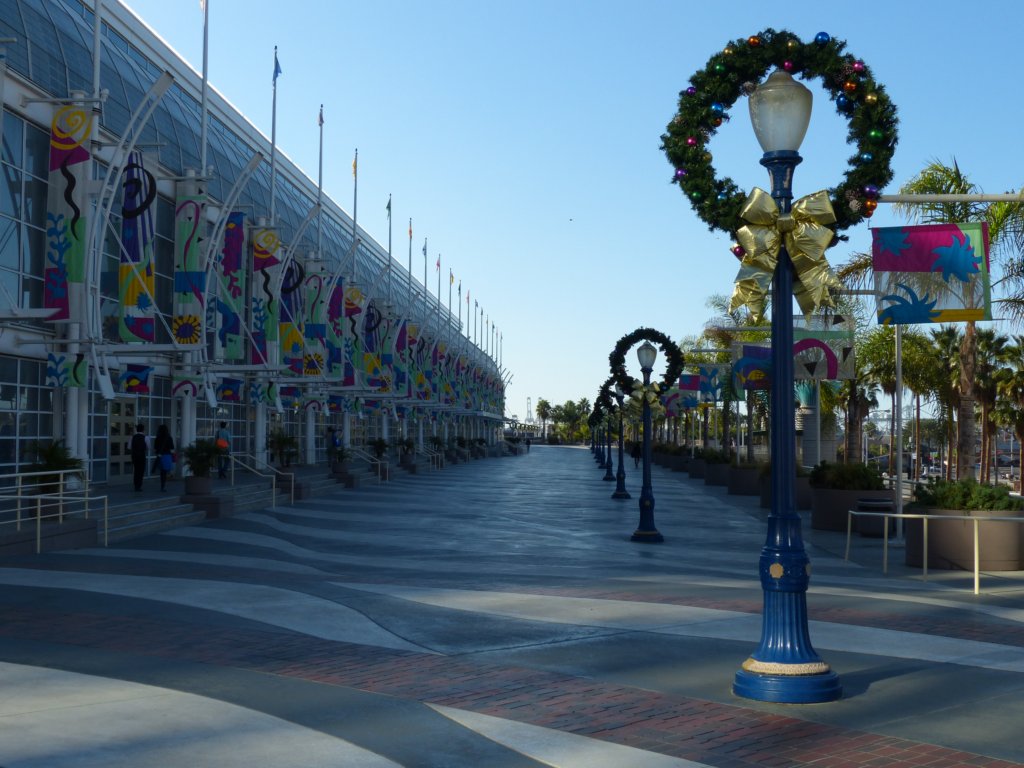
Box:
[631,341,662,542]
[612,384,631,499]
[732,70,840,704]
[602,415,615,481]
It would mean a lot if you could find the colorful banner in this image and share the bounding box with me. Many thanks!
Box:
[362,299,395,392]
[794,314,855,380]
[872,222,992,324]
[250,227,282,366]
[118,150,157,342]
[216,377,243,403]
[279,260,305,375]
[343,283,368,387]
[172,178,206,347]
[45,352,87,388]
[171,372,201,399]
[679,374,700,409]
[216,212,247,360]
[44,105,92,321]
[394,320,411,398]
[699,365,726,403]
[280,385,301,409]
[732,345,773,391]
[302,266,327,377]
[326,279,345,381]
[120,364,152,394]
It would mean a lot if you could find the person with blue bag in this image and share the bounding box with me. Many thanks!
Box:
[154,424,175,492]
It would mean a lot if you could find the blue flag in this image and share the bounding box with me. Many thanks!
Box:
[273,48,282,83]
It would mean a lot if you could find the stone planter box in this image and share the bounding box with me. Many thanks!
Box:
[688,459,706,479]
[905,508,1024,571]
[810,487,893,532]
[760,475,813,510]
[727,466,761,496]
[704,462,730,486]
[670,455,689,473]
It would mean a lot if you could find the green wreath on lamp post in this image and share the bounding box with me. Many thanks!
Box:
[661,28,898,247]
[609,328,685,395]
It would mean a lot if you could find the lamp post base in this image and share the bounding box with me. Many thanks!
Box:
[612,489,631,500]
[733,668,841,704]
[630,528,663,543]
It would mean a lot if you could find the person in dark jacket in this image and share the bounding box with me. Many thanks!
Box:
[130,423,148,491]
[153,424,175,492]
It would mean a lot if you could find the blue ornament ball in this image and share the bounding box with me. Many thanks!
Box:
[815,32,831,45]
[859,151,874,162]
[836,94,850,110]
[717,192,728,201]
[710,102,725,116]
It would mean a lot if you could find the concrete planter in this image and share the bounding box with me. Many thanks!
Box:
[727,465,761,496]
[184,475,212,496]
[688,459,706,479]
[810,488,892,532]
[704,462,730,486]
[905,508,1024,571]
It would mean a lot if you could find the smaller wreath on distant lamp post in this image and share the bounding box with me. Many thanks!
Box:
[609,328,685,393]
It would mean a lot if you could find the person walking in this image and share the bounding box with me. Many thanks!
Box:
[130,423,148,491]
[215,421,231,479]
[154,424,175,492]
[630,442,641,469]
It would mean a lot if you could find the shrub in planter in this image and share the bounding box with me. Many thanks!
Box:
[27,440,85,494]
[758,463,813,509]
[727,462,763,496]
[905,480,1024,570]
[267,429,299,467]
[808,461,891,532]
[703,448,731,486]
[182,439,222,495]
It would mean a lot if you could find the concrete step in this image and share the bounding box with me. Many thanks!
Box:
[106,503,206,544]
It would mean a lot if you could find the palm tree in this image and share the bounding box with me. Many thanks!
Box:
[900,328,935,478]
[535,398,551,440]
[996,338,1024,484]
[860,326,898,470]
[975,328,1009,481]
[929,326,963,479]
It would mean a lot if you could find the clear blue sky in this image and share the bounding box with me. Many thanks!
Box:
[122,0,1024,423]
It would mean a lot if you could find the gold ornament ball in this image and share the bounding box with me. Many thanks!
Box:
[747,35,761,47]
[723,45,735,55]
[865,93,878,105]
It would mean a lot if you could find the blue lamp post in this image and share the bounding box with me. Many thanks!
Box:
[732,70,840,703]
[602,417,615,481]
[612,384,631,499]
[631,341,663,542]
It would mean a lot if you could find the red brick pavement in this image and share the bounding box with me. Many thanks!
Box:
[1,606,1021,768]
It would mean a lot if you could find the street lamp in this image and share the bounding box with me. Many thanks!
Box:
[603,413,615,481]
[732,70,841,703]
[631,341,662,542]
[612,383,631,499]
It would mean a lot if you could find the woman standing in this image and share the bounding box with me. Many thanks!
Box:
[154,424,175,492]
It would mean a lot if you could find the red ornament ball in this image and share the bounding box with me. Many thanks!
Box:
[843,80,857,93]
[747,35,761,47]
[686,136,698,147]
[782,60,794,72]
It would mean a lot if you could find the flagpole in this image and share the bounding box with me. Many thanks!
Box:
[422,238,428,313]
[386,194,392,304]
[436,254,441,315]
[199,0,209,172]
[351,148,358,278]
[270,46,280,224]
[317,105,324,255]
[407,219,413,314]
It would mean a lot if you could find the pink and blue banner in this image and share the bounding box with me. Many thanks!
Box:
[216,212,247,361]
[119,151,157,343]
[872,223,991,324]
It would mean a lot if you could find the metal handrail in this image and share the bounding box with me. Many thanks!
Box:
[227,453,292,507]
[349,447,387,482]
[845,509,1024,594]
[418,447,442,470]
[0,492,109,552]
[0,469,89,522]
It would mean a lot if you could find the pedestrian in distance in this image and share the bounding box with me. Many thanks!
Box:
[215,421,231,479]
[631,442,641,469]
[154,424,175,492]
[130,423,148,491]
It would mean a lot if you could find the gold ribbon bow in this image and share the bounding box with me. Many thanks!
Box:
[728,187,842,323]
[630,381,661,406]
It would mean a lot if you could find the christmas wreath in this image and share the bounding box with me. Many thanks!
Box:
[661,28,898,243]
[609,328,685,392]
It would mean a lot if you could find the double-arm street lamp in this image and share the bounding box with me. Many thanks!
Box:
[731,70,841,703]
[631,341,662,542]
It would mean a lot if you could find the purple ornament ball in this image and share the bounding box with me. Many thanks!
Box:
[686,86,697,96]
[675,168,687,179]
[863,184,879,200]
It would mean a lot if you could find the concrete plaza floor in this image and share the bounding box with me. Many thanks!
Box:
[1,445,1023,767]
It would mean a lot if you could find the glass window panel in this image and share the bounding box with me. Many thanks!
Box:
[21,359,40,386]
[0,166,20,217]
[2,111,24,167]
[155,194,173,240]
[0,217,17,271]
[21,275,43,315]
[23,224,43,275]
[38,412,52,438]
[23,175,46,228]
[0,269,17,312]
[24,121,49,180]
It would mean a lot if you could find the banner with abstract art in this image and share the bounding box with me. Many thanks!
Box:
[343,283,368,387]
[793,314,855,380]
[44,105,92,322]
[118,151,157,342]
[362,299,395,392]
[216,212,247,361]
[216,377,243,403]
[279,260,305,375]
[679,374,700,409]
[45,352,86,388]
[872,223,992,324]
[172,177,206,349]
[394,320,411,398]
[325,280,345,381]
[120,364,152,394]
[732,344,772,391]
[699,365,726,403]
[171,372,201,399]
[302,267,327,377]
[280,386,301,410]
[250,227,282,366]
